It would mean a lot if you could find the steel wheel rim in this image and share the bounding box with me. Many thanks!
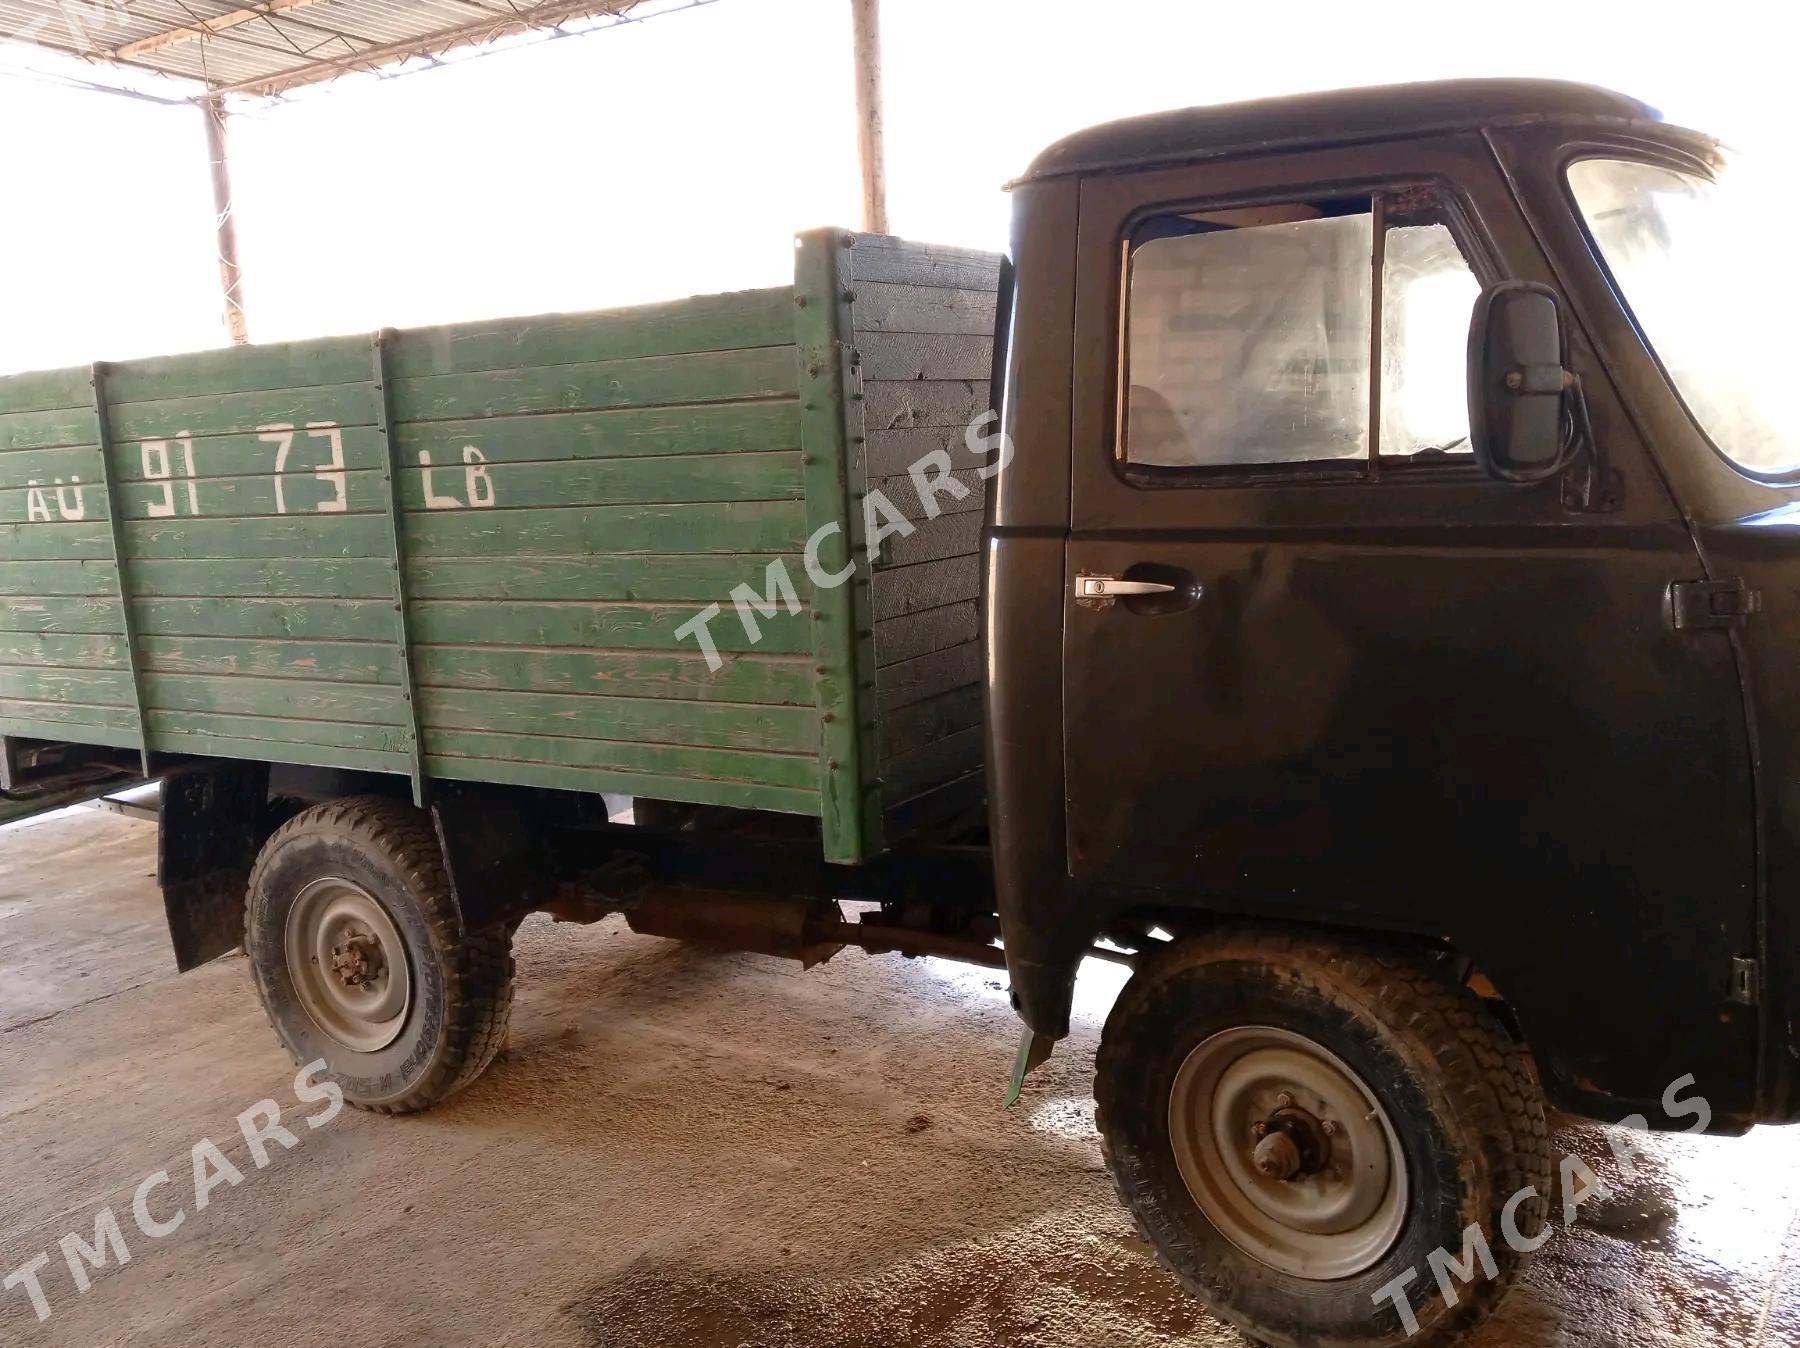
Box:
[1168,1025,1407,1280]
[283,877,412,1053]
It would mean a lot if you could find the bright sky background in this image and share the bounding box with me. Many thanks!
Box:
[0,0,1793,373]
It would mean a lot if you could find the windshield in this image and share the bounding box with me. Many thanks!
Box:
[1567,155,1800,477]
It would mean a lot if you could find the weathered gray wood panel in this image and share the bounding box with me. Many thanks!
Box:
[846,234,1001,832]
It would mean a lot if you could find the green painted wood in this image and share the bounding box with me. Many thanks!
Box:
[104,336,369,404]
[404,500,807,557]
[118,514,392,559]
[412,646,813,705]
[389,346,796,422]
[388,288,796,378]
[0,406,96,453]
[0,715,142,750]
[109,426,384,480]
[109,383,382,441]
[0,632,127,669]
[0,444,103,491]
[143,672,404,724]
[369,328,424,802]
[109,471,383,520]
[0,697,140,731]
[130,557,396,599]
[0,520,113,560]
[398,451,802,511]
[140,730,408,776]
[424,726,818,789]
[89,363,152,776]
[424,753,819,816]
[5,442,801,518]
[395,401,800,464]
[147,708,408,753]
[133,598,395,641]
[0,666,398,723]
[0,597,122,634]
[138,636,399,684]
[408,554,809,604]
[0,366,90,416]
[794,228,880,864]
[418,687,818,753]
[0,664,133,706]
[410,600,812,654]
[0,281,855,823]
[0,560,119,597]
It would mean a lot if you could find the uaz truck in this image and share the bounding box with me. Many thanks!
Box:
[2,79,1793,1347]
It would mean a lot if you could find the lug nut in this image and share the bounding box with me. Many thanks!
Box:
[1322,1119,1340,1137]
[1250,1121,1269,1140]
[1275,1091,1295,1110]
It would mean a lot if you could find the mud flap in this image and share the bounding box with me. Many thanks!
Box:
[1004,1026,1057,1108]
[431,792,552,932]
[159,762,270,971]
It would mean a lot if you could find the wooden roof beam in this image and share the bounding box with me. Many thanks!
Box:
[102,0,331,62]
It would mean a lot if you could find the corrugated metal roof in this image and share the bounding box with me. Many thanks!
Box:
[0,0,649,96]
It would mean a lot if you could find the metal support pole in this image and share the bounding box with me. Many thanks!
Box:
[849,0,888,235]
[202,95,250,345]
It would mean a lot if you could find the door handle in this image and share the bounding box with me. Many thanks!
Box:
[1076,575,1177,599]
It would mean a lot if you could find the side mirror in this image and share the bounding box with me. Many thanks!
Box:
[1467,281,1576,483]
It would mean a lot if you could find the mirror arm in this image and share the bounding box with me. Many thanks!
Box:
[1558,375,1619,513]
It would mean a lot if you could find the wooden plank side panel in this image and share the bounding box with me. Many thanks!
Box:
[390,346,796,423]
[877,643,983,715]
[414,647,813,705]
[0,365,90,416]
[408,554,808,604]
[2,287,827,816]
[419,687,818,754]
[405,500,806,557]
[426,728,818,790]
[426,753,819,817]
[104,337,371,404]
[397,401,801,464]
[848,234,1002,839]
[389,288,796,378]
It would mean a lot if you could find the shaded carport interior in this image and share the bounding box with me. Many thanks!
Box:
[0,0,890,345]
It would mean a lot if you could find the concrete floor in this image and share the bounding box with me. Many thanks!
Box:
[0,806,1795,1348]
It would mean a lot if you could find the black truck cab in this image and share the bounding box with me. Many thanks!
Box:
[990,77,1794,1129]
[985,79,1798,1341]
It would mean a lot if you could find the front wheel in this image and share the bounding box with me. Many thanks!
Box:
[245,796,515,1113]
[1095,930,1551,1348]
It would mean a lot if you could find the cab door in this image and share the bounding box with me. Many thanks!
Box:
[1060,134,1759,1118]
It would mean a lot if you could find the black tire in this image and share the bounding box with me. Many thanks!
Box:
[1095,929,1551,1348]
[245,795,515,1113]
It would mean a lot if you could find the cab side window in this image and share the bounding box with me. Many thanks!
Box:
[1121,190,1482,475]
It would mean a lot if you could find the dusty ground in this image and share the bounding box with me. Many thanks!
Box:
[0,806,1796,1348]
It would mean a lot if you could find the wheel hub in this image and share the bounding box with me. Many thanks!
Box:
[284,878,412,1054]
[330,932,386,988]
[1169,1026,1407,1280]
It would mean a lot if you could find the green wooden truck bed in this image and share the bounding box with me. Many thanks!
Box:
[0,230,1000,862]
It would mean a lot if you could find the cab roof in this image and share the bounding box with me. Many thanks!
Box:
[1016,78,1673,184]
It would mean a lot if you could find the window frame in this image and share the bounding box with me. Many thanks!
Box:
[1111,178,1499,490]
[1559,147,1800,487]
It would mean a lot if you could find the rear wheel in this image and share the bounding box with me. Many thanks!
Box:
[245,796,514,1113]
[1095,929,1550,1348]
